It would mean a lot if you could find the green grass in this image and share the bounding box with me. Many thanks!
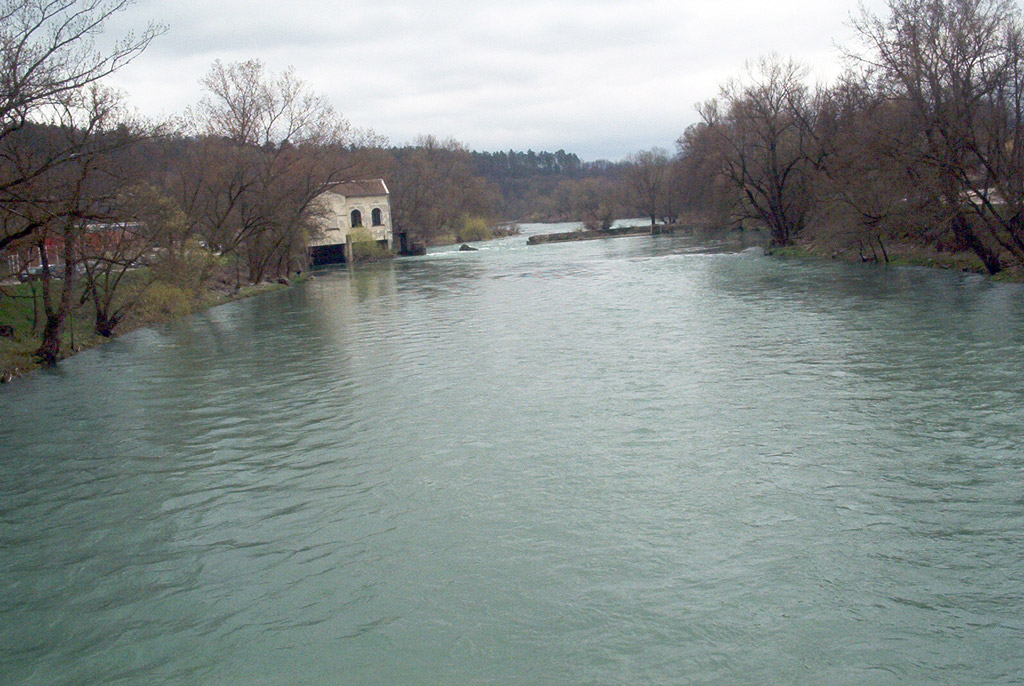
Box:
[887,251,988,272]
[0,268,292,382]
[772,240,1023,280]
[0,280,108,380]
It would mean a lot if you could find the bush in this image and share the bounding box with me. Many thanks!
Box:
[136,282,195,320]
[150,240,218,294]
[456,215,493,242]
[350,227,391,261]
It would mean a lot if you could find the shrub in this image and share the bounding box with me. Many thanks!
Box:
[350,227,391,261]
[457,215,493,242]
[136,282,195,320]
[150,240,219,294]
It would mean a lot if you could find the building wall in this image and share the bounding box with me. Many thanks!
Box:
[309,191,392,250]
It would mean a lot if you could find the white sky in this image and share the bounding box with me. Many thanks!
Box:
[103,0,889,161]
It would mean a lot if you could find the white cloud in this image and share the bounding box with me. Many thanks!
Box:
[103,0,889,160]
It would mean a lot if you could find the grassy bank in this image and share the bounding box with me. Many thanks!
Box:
[0,267,292,383]
[766,240,1024,281]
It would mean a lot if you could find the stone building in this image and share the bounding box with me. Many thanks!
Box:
[307,179,392,265]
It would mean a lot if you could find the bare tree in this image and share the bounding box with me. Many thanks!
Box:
[0,0,163,253]
[850,0,1024,273]
[385,136,499,244]
[571,177,618,231]
[81,183,185,337]
[624,148,670,228]
[697,55,819,246]
[185,60,361,284]
[676,122,738,227]
[802,74,932,260]
[24,86,153,362]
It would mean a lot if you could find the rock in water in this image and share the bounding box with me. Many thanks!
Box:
[459,244,478,251]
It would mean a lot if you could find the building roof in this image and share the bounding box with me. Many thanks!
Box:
[331,179,389,198]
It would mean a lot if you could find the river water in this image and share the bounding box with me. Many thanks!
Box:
[2,227,1023,684]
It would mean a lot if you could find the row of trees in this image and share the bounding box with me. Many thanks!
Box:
[568,0,1024,277]
[357,144,643,237]
[3,0,576,367]
[0,0,384,364]
[6,0,1022,366]
[0,0,164,363]
[669,0,1024,275]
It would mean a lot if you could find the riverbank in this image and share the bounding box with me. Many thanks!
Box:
[0,271,296,383]
[526,219,1024,282]
[516,218,1019,280]
[768,240,1024,281]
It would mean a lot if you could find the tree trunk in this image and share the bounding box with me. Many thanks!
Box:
[94,311,119,337]
[877,236,889,264]
[35,316,63,365]
[35,238,75,365]
[953,212,1002,275]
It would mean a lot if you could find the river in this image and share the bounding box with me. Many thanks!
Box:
[2,226,1023,684]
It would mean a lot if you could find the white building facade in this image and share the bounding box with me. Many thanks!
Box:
[308,179,392,264]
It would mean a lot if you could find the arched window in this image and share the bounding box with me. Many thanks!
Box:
[350,209,362,228]
[371,208,383,226]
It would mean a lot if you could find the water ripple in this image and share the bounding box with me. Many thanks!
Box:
[2,233,1024,684]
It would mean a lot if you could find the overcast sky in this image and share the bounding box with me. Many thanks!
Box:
[104,0,889,161]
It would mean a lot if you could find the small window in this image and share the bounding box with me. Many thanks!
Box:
[350,209,362,228]
[371,208,383,226]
